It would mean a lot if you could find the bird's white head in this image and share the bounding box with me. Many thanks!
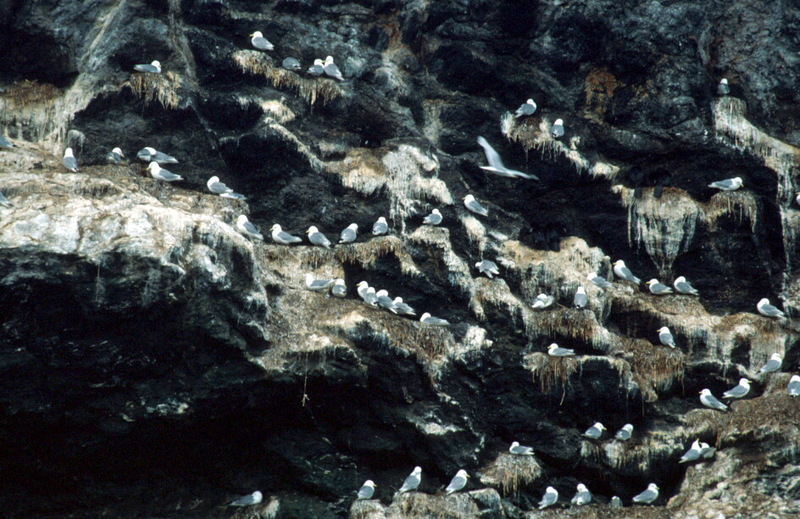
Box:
[307,226,319,234]
[334,278,345,285]
[547,343,559,352]
[347,223,358,230]
[420,313,431,320]
[657,326,670,333]
[237,215,248,223]
[510,441,520,448]
[325,55,335,63]
[151,60,161,67]
[700,388,711,396]
[112,147,123,155]
[622,424,633,431]
[376,289,388,297]
[739,378,751,386]
[364,480,376,488]
[457,469,469,478]
[464,194,475,202]
[791,375,800,383]
[757,298,770,307]
[770,353,783,361]
[357,281,368,288]
[145,146,157,154]
[647,278,659,285]
[377,216,386,223]
[734,177,743,184]
[554,118,563,125]
[147,161,159,171]
[595,422,606,430]
[546,486,557,493]
[251,31,263,38]
[577,286,586,294]
[527,98,535,105]
[720,78,728,85]
[313,58,324,66]
[270,224,281,231]
[577,483,588,492]
[587,273,597,280]
[412,466,422,474]
[432,209,441,216]
[649,483,659,491]
[64,147,74,157]
[674,276,686,283]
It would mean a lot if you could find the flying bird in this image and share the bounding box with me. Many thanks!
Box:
[270,224,302,244]
[757,298,785,318]
[657,326,675,348]
[106,147,124,164]
[229,491,262,507]
[708,177,743,191]
[324,56,344,81]
[282,57,302,71]
[574,286,588,308]
[305,273,335,292]
[551,119,564,138]
[615,424,633,441]
[236,215,263,240]
[372,216,388,235]
[717,78,730,96]
[646,279,673,295]
[463,194,488,216]
[420,312,449,326]
[722,378,751,399]
[331,278,347,298]
[339,223,358,244]
[673,276,699,295]
[62,148,79,172]
[475,259,500,278]
[587,272,613,289]
[423,208,442,225]
[515,99,537,118]
[509,441,534,455]
[137,147,178,164]
[0,190,12,208]
[538,486,558,509]
[570,483,592,506]
[444,469,469,495]
[307,58,325,76]
[531,293,555,310]
[548,343,575,357]
[356,480,376,500]
[147,162,182,182]
[759,353,783,374]
[699,388,728,411]
[133,60,161,73]
[613,260,641,284]
[398,466,422,493]
[788,375,800,396]
[583,422,606,440]
[476,136,538,180]
[250,31,274,51]
[306,226,332,248]
[392,297,416,316]
[207,176,245,199]
[632,483,659,505]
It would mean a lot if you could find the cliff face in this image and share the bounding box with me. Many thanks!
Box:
[0,1,799,517]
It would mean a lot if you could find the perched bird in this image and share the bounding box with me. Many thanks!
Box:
[106,147,125,164]
[423,208,443,225]
[757,298,785,318]
[717,78,730,96]
[307,59,325,76]
[356,282,371,303]
[0,190,12,208]
[646,279,673,295]
[699,442,717,459]
[574,286,588,309]
[357,480,376,500]
[788,375,800,397]
[531,293,555,310]
[509,441,534,455]
[796,192,800,207]
[339,223,358,244]
[583,422,606,440]
[444,469,469,495]
[587,272,613,289]
[463,194,489,216]
[0,135,14,148]
[270,224,302,244]
[538,486,558,509]
[364,287,378,306]
[632,483,659,505]
[708,177,743,191]
[610,496,623,509]
[375,289,397,313]
[699,388,728,411]
[331,278,347,298]
[570,483,592,506]
[305,273,335,292]
[307,226,332,248]
[62,148,79,172]
[230,491,262,507]
[551,119,564,138]
[282,57,302,71]
[420,312,449,326]
[613,260,641,284]
[133,60,161,73]
[323,55,344,80]
[250,31,274,51]
[137,147,178,164]
[207,176,246,199]
[548,343,575,357]
[679,439,703,464]
[147,162,183,182]
[393,297,416,316]
[236,215,263,240]
[476,136,538,180]
[398,466,422,493]
[372,216,389,235]
[515,99,537,118]
[722,378,751,399]
[657,326,676,348]
[673,276,699,295]
[759,353,783,374]
[476,259,500,278]
[615,424,634,441]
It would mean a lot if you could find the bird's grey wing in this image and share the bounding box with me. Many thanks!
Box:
[468,200,488,214]
[278,231,298,242]
[724,385,747,398]
[446,475,466,493]
[477,137,505,170]
[209,181,230,193]
[400,474,419,492]
[0,191,12,207]
[634,489,656,502]
[136,149,151,161]
[0,135,13,147]
[761,359,779,372]
[373,221,387,234]
[64,157,78,171]
[243,221,260,234]
[153,151,178,163]
[357,486,373,500]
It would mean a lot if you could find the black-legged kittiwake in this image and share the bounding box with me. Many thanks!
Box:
[393,297,416,316]
[759,353,783,374]
[532,293,554,310]
[305,273,335,292]
[339,223,358,244]
[463,194,488,216]
[476,259,500,278]
[236,215,263,240]
[372,216,388,235]
[610,496,622,509]
[615,424,633,441]
[270,224,302,244]
[423,209,442,225]
[632,483,659,505]
[207,176,246,199]
[646,279,673,295]
[307,59,325,76]
[398,466,421,493]
[548,343,575,357]
[230,491,262,507]
[679,439,703,463]
[147,162,183,182]
[0,190,13,208]
[420,312,449,326]
[331,278,347,298]
[0,135,14,148]
[699,388,728,411]
[515,99,537,118]
[538,486,558,509]
[788,375,800,396]
[570,483,592,506]
[134,60,161,73]
[250,31,274,51]
[757,298,785,318]
[62,148,79,172]
[137,147,178,164]
[708,177,743,191]
[307,226,332,248]
[323,56,344,81]
[444,469,469,495]
[717,78,730,96]
[106,147,124,164]
[357,480,377,500]
[375,289,397,313]
[356,281,371,303]
[673,276,699,295]
[583,422,606,440]
[476,136,538,180]
[509,441,534,455]
[551,119,564,139]
[282,57,302,71]
[699,442,716,459]
[574,286,588,308]
[657,326,675,348]
[613,260,641,284]
[588,272,613,289]
[722,378,751,399]
[364,287,378,306]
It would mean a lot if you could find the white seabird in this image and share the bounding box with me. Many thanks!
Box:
[531,293,554,310]
[759,353,783,374]
[106,147,124,164]
[757,298,785,318]
[137,147,178,164]
[476,136,538,180]
[708,177,743,191]
[423,208,443,225]
[574,286,588,309]
[657,326,675,348]
[356,281,370,302]
[0,190,12,208]
[230,491,262,507]
[282,57,302,71]
[398,466,421,493]
[615,424,633,441]
[307,58,325,76]
[307,226,332,248]
[420,312,449,326]
[444,469,469,495]
[375,289,397,313]
[207,176,245,199]
[305,273,335,292]
[632,483,659,505]
[515,99,537,118]
[548,343,575,357]
[249,31,274,51]
[538,486,558,509]
[236,215,263,240]
[646,278,673,295]
[613,260,641,284]
[722,378,751,399]
[673,276,699,295]
[551,118,564,139]
[147,162,183,182]
[323,56,344,81]
[270,224,302,244]
[357,480,376,500]
[509,441,534,455]
[393,297,416,316]
[372,216,388,235]
[583,422,606,440]
[463,194,488,216]
[0,135,14,148]
[331,279,347,298]
[570,483,592,506]
[364,287,378,306]
[63,148,79,172]
[679,439,703,463]
[588,272,613,289]
[717,78,730,96]
[339,223,358,244]
[699,388,728,411]
[788,375,800,396]
[796,192,800,207]
[134,60,161,73]
[610,496,622,509]
[699,442,716,459]
[476,259,500,278]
